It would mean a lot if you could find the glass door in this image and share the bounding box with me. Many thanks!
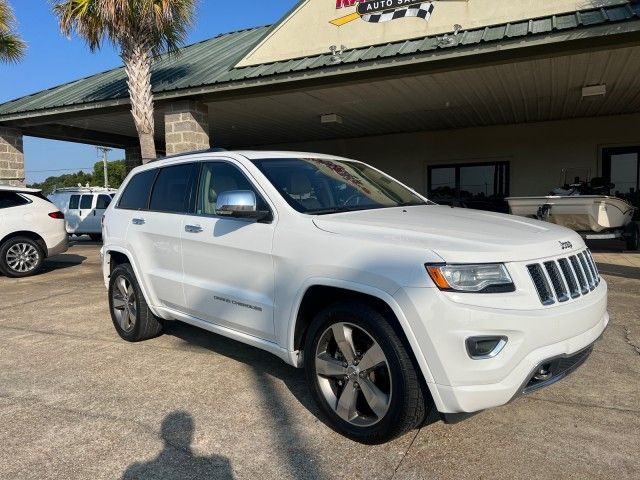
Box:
[603,147,639,220]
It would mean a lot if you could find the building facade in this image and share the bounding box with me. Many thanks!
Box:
[1,0,639,214]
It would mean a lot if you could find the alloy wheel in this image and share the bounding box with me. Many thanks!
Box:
[6,242,40,273]
[315,322,392,427]
[111,275,137,332]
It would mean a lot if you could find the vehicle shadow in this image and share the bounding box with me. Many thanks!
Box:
[163,322,330,480]
[595,263,640,280]
[121,410,234,479]
[38,254,87,274]
[163,321,321,420]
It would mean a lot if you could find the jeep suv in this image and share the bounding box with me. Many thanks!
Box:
[101,151,608,443]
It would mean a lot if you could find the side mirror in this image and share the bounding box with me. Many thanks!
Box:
[216,190,269,220]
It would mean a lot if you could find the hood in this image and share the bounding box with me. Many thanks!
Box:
[312,205,584,263]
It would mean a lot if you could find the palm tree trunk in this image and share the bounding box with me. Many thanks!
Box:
[122,42,156,163]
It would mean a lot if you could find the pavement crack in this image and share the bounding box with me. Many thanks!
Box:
[391,428,419,479]
[622,325,640,356]
[526,396,640,414]
[1,289,78,310]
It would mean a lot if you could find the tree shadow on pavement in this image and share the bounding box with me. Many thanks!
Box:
[122,410,234,480]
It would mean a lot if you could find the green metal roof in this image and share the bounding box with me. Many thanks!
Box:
[1,2,640,119]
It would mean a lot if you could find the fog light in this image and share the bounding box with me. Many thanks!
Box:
[466,336,508,360]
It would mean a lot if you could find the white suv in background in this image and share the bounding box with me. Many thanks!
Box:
[0,186,68,277]
[101,151,608,444]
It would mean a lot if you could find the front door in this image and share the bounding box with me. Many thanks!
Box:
[181,161,276,341]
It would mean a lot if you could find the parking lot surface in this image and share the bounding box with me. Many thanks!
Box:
[1,242,639,480]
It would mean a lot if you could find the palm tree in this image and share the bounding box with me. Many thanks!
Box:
[53,0,196,163]
[0,0,26,63]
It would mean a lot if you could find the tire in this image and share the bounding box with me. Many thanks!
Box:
[108,263,163,341]
[0,236,45,278]
[89,234,103,242]
[625,222,639,251]
[304,301,428,444]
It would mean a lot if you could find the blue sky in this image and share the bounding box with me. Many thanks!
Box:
[1,0,296,183]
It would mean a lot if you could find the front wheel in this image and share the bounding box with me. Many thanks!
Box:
[108,264,163,341]
[0,237,44,278]
[304,301,428,444]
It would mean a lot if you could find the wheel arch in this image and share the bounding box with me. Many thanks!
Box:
[289,280,438,391]
[0,231,48,256]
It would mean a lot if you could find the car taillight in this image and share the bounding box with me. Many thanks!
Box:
[49,211,64,219]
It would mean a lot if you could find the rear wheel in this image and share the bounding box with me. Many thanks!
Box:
[0,237,44,278]
[625,222,639,251]
[109,264,163,341]
[304,301,428,444]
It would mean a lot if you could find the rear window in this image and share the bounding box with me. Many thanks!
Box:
[69,195,80,209]
[149,163,198,214]
[0,191,30,209]
[80,195,93,209]
[118,170,158,210]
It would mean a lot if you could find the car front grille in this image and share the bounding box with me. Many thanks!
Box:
[527,249,600,306]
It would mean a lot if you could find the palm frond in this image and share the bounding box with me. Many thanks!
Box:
[0,30,26,63]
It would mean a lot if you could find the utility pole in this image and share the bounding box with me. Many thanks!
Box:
[96,146,112,188]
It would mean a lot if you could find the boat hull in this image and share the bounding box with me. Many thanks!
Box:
[506,195,636,232]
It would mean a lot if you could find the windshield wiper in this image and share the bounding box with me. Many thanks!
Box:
[307,207,352,215]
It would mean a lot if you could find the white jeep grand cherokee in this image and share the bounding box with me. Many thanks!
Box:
[102,151,608,444]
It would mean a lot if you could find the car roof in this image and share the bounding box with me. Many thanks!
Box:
[131,150,352,172]
[0,185,41,194]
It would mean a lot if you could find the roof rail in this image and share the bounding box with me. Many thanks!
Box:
[159,147,228,161]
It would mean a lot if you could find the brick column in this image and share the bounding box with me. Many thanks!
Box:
[164,100,210,156]
[125,145,142,173]
[0,127,25,186]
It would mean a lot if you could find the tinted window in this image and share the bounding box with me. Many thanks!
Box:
[196,162,268,215]
[149,163,198,214]
[96,194,112,209]
[118,170,157,210]
[69,195,80,209]
[0,191,30,209]
[80,195,93,209]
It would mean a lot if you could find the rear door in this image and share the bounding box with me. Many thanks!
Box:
[121,163,198,310]
[78,194,99,233]
[66,194,81,233]
[180,160,277,340]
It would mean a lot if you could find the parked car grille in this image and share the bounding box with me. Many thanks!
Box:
[527,249,600,306]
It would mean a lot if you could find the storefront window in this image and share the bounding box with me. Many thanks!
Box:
[428,162,510,213]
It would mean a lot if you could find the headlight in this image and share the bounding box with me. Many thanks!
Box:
[426,264,514,293]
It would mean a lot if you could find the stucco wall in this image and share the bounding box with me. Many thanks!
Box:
[267,113,640,196]
[237,0,626,67]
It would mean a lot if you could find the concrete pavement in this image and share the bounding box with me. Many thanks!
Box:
[0,242,638,479]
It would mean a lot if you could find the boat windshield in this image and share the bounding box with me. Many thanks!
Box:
[252,157,431,214]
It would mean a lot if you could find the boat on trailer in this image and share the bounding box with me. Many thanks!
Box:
[506,170,639,250]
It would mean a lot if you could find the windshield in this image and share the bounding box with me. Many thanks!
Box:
[252,157,429,214]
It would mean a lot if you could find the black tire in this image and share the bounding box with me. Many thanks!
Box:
[89,234,103,242]
[625,222,639,251]
[108,263,163,341]
[0,236,45,278]
[304,301,428,444]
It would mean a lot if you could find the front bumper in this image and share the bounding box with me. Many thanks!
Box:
[395,279,608,414]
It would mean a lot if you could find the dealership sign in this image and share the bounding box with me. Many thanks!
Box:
[331,0,435,26]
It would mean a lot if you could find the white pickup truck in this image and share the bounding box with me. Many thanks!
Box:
[101,151,608,444]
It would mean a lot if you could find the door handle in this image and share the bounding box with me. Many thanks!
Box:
[184,224,203,233]
[132,218,145,225]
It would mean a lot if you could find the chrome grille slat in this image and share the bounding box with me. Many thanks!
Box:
[543,261,569,302]
[569,255,589,294]
[527,264,555,305]
[558,258,580,298]
[578,252,596,290]
[529,249,598,305]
